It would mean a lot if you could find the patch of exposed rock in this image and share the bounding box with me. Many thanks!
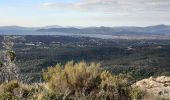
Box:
[133,76,170,99]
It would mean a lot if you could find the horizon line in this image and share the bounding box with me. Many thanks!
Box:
[0,24,169,28]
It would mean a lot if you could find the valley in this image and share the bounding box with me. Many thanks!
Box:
[1,35,170,82]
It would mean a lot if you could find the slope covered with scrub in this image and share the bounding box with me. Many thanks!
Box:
[0,61,144,100]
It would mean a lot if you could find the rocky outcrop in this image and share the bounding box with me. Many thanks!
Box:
[133,76,170,99]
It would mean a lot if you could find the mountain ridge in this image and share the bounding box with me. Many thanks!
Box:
[37,24,170,35]
[0,25,170,38]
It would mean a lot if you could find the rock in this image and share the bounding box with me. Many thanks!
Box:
[133,76,170,99]
[155,76,170,83]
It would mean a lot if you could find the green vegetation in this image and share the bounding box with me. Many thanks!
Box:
[0,61,144,100]
[2,36,166,99]
[1,35,170,82]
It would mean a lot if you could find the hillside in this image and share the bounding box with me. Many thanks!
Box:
[1,35,170,99]
[1,35,170,82]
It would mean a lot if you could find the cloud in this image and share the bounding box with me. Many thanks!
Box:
[41,0,170,13]
[40,0,170,26]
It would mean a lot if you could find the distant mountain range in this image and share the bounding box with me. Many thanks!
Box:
[37,24,170,35]
[0,25,170,39]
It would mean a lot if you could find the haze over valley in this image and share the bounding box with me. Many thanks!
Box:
[1,24,170,39]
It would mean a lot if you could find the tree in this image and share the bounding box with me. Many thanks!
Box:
[0,36,20,83]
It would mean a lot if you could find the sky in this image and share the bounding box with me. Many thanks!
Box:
[0,0,170,27]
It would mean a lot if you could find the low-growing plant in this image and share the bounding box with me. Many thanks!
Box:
[3,80,19,93]
[43,61,101,95]
[0,92,17,100]
[0,61,3,68]
[43,61,139,100]
[0,61,145,100]
[99,71,130,99]
[129,87,145,100]
[0,80,38,100]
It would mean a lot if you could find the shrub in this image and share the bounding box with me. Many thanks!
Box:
[43,61,137,99]
[0,61,3,68]
[0,61,145,100]
[37,91,64,100]
[3,80,19,93]
[129,87,145,100]
[0,80,36,99]
[43,61,101,95]
[0,92,17,100]
[99,71,130,99]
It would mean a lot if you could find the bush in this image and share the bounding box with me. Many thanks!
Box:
[0,92,17,100]
[43,61,101,95]
[43,61,137,99]
[0,61,145,100]
[129,87,145,100]
[3,80,19,93]
[99,71,130,99]
[0,61,3,68]
[37,91,64,100]
[0,80,36,99]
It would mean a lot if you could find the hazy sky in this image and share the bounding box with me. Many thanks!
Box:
[0,0,170,27]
